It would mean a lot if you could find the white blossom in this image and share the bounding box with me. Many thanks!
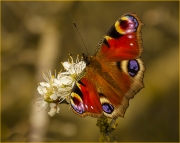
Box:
[48,103,60,117]
[36,55,86,117]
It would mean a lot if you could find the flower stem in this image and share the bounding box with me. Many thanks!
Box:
[96,115,118,142]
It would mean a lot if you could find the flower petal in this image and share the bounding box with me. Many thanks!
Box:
[50,94,58,100]
[48,103,60,117]
[48,108,57,117]
[37,86,47,95]
[62,62,72,71]
[40,82,50,87]
[56,106,60,113]
[60,76,73,85]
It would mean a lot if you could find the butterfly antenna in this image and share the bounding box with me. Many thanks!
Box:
[73,22,89,55]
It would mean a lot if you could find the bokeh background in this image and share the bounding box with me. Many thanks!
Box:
[1,1,179,142]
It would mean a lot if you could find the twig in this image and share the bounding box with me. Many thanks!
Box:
[96,115,118,142]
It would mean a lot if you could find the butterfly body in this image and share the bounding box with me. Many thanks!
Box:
[70,13,145,119]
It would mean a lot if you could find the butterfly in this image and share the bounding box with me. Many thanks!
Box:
[70,13,145,119]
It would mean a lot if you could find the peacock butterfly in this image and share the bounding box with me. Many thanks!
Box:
[70,13,145,119]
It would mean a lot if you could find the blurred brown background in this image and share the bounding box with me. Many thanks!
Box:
[1,1,179,142]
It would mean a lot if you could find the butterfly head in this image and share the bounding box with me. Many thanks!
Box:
[82,53,91,66]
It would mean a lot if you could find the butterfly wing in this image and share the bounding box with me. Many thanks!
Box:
[70,13,145,118]
[95,13,145,118]
[93,58,145,118]
[95,13,143,61]
[70,75,103,117]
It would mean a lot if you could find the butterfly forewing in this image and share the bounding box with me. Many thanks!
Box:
[95,13,143,61]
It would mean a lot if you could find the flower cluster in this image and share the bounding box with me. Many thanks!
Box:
[36,55,86,117]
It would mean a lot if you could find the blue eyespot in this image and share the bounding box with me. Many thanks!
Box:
[102,103,114,114]
[128,60,139,76]
[128,15,139,29]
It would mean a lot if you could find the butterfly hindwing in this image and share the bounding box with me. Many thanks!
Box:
[70,76,103,117]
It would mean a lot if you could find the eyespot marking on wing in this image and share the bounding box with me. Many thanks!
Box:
[102,103,114,114]
[106,24,122,39]
[70,92,84,114]
[116,14,139,35]
[128,59,139,76]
